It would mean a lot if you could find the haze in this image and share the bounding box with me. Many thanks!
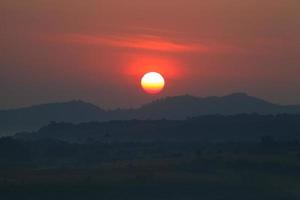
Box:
[1,0,300,109]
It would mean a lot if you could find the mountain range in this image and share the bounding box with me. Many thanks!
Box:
[1,93,300,136]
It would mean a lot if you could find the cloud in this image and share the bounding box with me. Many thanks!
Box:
[45,33,239,54]
[58,33,199,52]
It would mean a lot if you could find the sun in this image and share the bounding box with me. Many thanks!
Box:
[141,72,165,94]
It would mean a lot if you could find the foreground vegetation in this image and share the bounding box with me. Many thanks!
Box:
[1,114,300,199]
[0,139,300,199]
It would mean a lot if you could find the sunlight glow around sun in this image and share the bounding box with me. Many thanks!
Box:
[141,72,165,94]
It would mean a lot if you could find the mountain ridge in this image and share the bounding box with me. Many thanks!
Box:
[1,93,300,136]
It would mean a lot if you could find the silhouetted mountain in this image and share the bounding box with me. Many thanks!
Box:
[0,100,108,135]
[1,93,300,136]
[133,93,300,119]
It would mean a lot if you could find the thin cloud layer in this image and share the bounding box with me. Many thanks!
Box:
[49,33,201,52]
[47,33,238,53]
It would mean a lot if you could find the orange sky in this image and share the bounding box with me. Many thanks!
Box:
[1,0,300,108]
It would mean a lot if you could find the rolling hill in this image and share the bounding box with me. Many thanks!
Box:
[1,93,300,136]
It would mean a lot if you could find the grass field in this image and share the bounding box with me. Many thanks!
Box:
[1,152,300,200]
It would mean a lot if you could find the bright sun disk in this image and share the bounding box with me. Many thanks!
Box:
[141,72,165,94]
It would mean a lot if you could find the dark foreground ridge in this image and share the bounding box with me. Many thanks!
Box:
[0,114,300,199]
[1,93,300,135]
[14,114,300,143]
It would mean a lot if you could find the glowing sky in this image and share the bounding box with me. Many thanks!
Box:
[1,0,300,108]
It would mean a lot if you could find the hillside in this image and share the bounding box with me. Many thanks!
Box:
[1,93,300,136]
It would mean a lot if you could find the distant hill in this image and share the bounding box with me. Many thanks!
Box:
[0,100,108,135]
[132,93,300,119]
[1,93,300,136]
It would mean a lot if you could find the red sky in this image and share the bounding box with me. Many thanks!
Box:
[1,0,300,108]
